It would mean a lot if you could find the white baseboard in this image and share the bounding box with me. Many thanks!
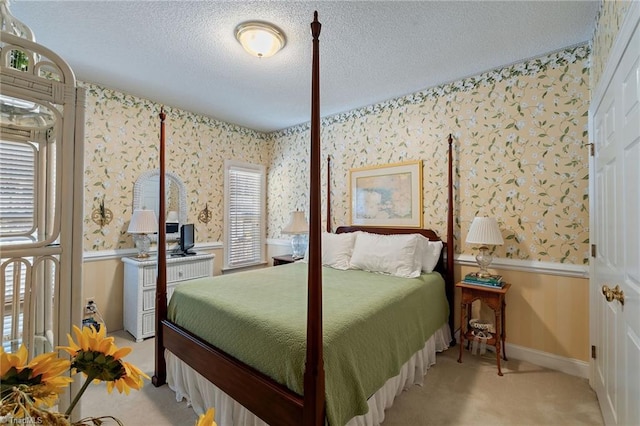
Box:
[504,342,590,378]
[455,331,589,378]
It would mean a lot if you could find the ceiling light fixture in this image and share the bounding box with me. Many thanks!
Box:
[235,21,286,58]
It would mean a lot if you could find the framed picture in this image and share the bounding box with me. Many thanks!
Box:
[349,160,423,228]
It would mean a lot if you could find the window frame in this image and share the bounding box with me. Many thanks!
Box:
[223,160,266,270]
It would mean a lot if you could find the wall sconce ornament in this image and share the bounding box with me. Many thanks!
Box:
[91,197,113,227]
[198,203,212,224]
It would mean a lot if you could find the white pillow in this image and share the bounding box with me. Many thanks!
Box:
[416,235,443,273]
[349,232,422,278]
[302,232,356,270]
[322,232,356,270]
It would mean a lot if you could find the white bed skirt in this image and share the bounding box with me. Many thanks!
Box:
[166,323,451,426]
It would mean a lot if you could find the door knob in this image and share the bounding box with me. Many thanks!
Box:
[612,285,625,305]
[602,284,625,305]
[602,285,615,302]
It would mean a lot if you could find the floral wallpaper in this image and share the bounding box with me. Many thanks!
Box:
[82,43,590,266]
[591,0,632,90]
[82,84,271,251]
[268,45,590,264]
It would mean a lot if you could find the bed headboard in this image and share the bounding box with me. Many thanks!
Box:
[335,225,442,240]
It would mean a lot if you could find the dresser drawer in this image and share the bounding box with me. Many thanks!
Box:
[167,257,212,283]
[141,265,157,287]
[140,257,212,287]
[142,285,177,311]
[141,312,155,337]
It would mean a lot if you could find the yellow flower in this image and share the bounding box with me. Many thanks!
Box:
[0,345,72,407]
[196,408,216,426]
[106,360,149,395]
[1,325,148,423]
[25,351,74,407]
[58,324,126,359]
[0,344,28,376]
[58,325,149,394]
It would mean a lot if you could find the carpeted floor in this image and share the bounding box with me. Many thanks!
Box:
[80,330,604,425]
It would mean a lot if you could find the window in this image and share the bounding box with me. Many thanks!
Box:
[0,140,37,240]
[223,160,266,270]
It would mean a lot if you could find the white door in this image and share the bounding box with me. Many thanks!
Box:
[590,5,640,425]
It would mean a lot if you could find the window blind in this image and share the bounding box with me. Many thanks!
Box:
[0,139,36,347]
[224,161,265,269]
[1,260,28,347]
[0,140,36,236]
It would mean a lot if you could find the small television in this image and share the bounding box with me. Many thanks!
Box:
[178,223,196,255]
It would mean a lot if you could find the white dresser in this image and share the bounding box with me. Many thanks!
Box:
[122,253,214,342]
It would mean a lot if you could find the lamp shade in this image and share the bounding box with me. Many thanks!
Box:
[466,217,504,246]
[127,209,158,234]
[282,211,308,234]
[166,210,179,222]
[235,21,286,58]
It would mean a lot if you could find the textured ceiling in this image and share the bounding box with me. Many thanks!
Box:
[11,1,600,132]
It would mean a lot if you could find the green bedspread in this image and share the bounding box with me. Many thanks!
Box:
[167,262,448,425]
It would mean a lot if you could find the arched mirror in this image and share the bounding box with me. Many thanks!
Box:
[133,169,187,240]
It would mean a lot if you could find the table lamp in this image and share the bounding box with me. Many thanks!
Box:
[282,210,309,259]
[127,209,158,258]
[465,216,504,277]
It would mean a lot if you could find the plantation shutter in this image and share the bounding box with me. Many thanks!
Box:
[0,140,36,237]
[224,161,265,269]
[0,140,36,348]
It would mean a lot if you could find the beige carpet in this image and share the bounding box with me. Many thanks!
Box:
[80,331,603,426]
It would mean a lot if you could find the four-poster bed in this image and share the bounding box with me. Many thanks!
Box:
[152,12,456,426]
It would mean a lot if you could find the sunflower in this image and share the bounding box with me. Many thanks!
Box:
[0,344,72,407]
[0,325,150,423]
[58,324,130,362]
[58,325,148,383]
[0,344,29,376]
[106,360,148,395]
[57,325,149,415]
[196,408,217,426]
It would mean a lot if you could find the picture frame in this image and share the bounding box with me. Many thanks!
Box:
[349,160,423,228]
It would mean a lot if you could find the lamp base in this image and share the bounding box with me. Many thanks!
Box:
[291,234,308,259]
[133,234,151,258]
[475,246,494,277]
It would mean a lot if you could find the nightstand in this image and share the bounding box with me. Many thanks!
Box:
[457,281,511,375]
[272,254,296,266]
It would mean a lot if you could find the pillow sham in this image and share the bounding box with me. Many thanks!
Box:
[302,232,356,270]
[349,232,422,278]
[416,235,443,273]
[322,232,356,270]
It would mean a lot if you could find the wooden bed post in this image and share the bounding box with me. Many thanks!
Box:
[446,133,455,339]
[150,13,454,426]
[153,108,168,386]
[303,11,325,426]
